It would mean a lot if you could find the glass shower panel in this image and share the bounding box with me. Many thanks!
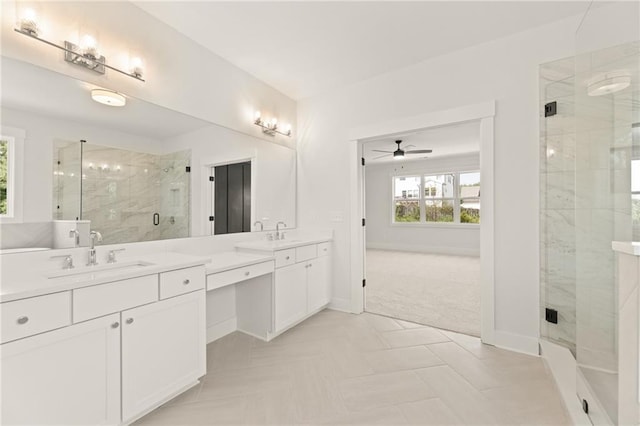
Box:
[540,56,578,354]
[573,41,639,424]
[158,150,191,240]
[52,140,82,220]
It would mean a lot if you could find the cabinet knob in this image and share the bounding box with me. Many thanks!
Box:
[285,256,290,260]
[16,316,29,325]
[111,322,120,329]
[183,279,190,285]
[126,318,134,324]
[244,271,250,276]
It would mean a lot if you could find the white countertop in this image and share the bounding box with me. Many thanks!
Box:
[206,251,274,275]
[235,236,332,252]
[612,241,640,256]
[0,252,210,303]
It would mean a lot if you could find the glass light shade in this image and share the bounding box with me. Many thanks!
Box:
[91,89,126,107]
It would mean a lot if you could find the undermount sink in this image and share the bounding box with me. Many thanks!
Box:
[47,261,155,281]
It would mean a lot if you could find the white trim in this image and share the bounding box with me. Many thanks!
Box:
[366,242,480,257]
[0,126,25,224]
[348,101,496,345]
[493,330,539,355]
[206,317,237,343]
[539,339,592,425]
[390,222,480,230]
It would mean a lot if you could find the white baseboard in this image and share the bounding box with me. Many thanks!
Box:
[329,297,352,313]
[540,339,592,425]
[493,330,539,356]
[366,242,480,257]
[206,317,237,343]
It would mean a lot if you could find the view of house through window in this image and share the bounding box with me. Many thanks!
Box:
[0,138,9,215]
[393,171,480,224]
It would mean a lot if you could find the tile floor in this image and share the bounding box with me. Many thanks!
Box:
[135,310,569,425]
[366,250,481,336]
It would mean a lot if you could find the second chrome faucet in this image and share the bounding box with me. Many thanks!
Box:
[87,231,103,266]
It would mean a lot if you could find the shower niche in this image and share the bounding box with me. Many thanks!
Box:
[53,140,191,244]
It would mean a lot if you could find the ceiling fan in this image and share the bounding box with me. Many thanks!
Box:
[372,140,432,160]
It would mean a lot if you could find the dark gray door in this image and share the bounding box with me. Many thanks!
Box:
[214,162,251,235]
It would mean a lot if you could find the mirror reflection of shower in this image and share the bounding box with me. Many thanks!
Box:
[53,140,191,244]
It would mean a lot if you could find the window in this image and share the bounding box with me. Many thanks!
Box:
[392,171,480,225]
[0,127,25,223]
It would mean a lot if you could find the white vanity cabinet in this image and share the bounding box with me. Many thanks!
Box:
[122,290,205,423]
[0,313,121,426]
[237,240,332,335]
[0,261,207,426]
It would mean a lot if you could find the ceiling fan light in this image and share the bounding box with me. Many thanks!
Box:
[393,150,404,160]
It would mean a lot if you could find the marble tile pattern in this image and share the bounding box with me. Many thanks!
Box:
[56,144,191,244]
[0,222,53,249]
[134,310,570,425]
[365,250,481,337]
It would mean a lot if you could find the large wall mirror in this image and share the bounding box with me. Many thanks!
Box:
[0,57,296,250]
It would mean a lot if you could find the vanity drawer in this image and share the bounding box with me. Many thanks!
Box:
[73,275,158,323]
[1,292,71,344]
[207,261,274,291]
[275,249,296,268]
[160,266,205,299]
[317,242,331,257]
[295,244,317,263]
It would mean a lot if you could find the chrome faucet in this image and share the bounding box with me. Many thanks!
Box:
[69,229,80,247]
[87,231,103,266]
[275,221,287,240]
[51,254,74,270]
[253,220,264,231]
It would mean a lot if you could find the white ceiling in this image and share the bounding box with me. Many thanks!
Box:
[136,1,593,100]
[363,120,480,164]
[1,57,210,140]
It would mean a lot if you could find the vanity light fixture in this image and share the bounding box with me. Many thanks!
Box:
[588,70,631,96]
[253,111,292,137]
[91,89,126,107]
[14,16,145,82]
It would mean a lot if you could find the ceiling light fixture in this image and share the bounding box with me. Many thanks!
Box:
[254,111,292,137]
[91,89,126,107]
[14,15,145,82]
[588,70,631,96]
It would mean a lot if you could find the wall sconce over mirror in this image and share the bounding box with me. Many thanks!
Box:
[15,8,145,82]
[253,111,292,137]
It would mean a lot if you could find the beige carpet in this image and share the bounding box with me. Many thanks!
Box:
[365,249,481,337]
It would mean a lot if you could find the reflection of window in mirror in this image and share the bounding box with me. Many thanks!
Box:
[211,161,251,235]
[0,127,25,223]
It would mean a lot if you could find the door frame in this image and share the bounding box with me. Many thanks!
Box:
[347,101,496,344]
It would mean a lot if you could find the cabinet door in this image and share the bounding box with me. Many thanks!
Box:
[307,256,331,313]
[121,290,206,423]
[274,262,308,332]
[1,313,121,425]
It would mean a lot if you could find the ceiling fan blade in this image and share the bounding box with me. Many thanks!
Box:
[406,149,433,154]
[373,154,390,160]
[372,150,392,153]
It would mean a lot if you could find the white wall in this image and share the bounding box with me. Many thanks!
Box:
[366,154,480,256]
[297,3,639,349]
[0,1,296,147]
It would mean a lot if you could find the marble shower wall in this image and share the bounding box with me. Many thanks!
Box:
[55,144,190,244]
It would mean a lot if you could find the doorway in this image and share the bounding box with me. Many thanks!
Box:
[361,122,482,336]
[348,101,495,344]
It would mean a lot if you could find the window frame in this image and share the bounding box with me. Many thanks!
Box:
[0,127,26,223]
[390,169,480,228]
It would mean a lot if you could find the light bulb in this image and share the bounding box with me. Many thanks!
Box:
[254,111,262,123]
[80,35,99,58]
[283,124,292,135]
[130,57,143,78]
[19,8,39,36]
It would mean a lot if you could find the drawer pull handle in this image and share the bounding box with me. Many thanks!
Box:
[16,316,29,325]
[286,256,290,260]
[111,322,120,329]
[183,279,190,285]
[245,271,250,276]
[126,318,134,325]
